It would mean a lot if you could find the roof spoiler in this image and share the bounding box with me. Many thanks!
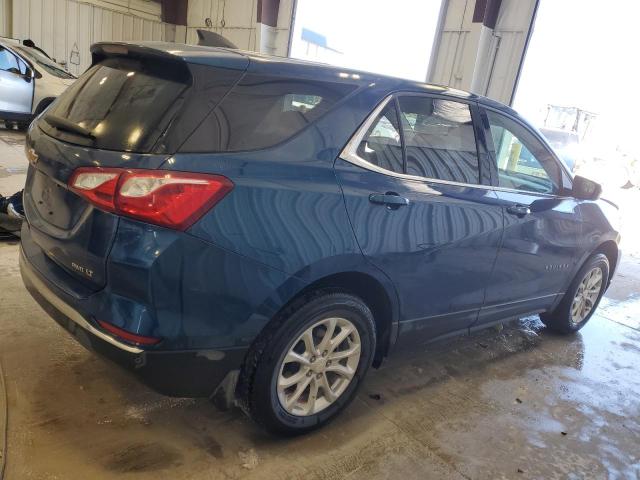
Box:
[89,42,193,84]
[196,30,238,49]
[90,42,184,67]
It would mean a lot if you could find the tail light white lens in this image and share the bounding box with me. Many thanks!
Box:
[69,169,120,212]
[117,171,233,230]
[69,167,233,231]
[72,172,119,190]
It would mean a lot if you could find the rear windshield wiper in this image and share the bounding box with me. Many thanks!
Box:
[44,114,95,139]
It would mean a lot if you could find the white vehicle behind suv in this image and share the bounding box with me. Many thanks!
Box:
[0,38,76,130]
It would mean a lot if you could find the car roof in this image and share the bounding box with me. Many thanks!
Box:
[93,41,503,104]
[92,41,527,121]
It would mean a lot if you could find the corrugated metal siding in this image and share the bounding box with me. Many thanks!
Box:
[186,0,257,51]
[186,0,292,55]
[431,30,471,89]
[0,0,12,37]
[486,0,537,103]
[429,0,477,90]
[429,0,537,104]
[483,30,526,103]
[12,0,167,76]
[91,0,161,21]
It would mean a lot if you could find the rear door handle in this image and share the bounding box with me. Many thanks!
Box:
[369,192,410,208]
[506,204,531,217]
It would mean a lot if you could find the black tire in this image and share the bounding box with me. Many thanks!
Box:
[541,253,609,334]
[238,291,376,435]
[16,121,30,131]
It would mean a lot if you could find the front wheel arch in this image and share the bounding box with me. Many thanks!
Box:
[34,97,56,116]
[542,253,609,333]
[593,240,619,284]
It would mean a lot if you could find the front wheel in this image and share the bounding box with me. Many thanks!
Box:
[239,292,376,435]
[541,253,609,333]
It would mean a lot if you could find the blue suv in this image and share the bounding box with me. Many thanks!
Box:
[20,42,620,434]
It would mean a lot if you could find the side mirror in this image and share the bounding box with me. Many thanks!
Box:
[22,67,33,83]
[572,175,602,200]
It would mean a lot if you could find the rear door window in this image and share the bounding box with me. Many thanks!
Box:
[181,74,356,152]
[398,96,480,184]
[41,57,191,152]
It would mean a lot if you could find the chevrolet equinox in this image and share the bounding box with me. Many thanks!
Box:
[20,42,620,435]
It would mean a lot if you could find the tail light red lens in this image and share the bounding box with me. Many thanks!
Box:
[97,320,162,346]
[69,168,233,230]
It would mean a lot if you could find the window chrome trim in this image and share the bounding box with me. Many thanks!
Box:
[340,95,494,191]
[340,94,572,199]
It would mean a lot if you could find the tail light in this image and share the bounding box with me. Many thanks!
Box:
[69,168,233,230]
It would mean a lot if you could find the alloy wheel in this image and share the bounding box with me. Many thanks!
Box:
[277,317,361,416]
[570,267,603,325]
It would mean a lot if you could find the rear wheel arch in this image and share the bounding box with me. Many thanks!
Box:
[248,271,397,371]
[293,272,395,366]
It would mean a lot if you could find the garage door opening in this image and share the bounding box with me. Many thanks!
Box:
[289,0,443,82]
[513,0,640,255]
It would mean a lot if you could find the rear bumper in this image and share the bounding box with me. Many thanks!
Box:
[20,247,247,398]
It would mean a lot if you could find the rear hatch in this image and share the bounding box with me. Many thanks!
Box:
[24,43,246,293]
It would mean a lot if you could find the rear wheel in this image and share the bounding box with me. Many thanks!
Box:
[239,292,375,435]
[541,253,609,333]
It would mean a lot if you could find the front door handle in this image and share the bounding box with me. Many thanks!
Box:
[369,192,410,209]
[506,204,531,217]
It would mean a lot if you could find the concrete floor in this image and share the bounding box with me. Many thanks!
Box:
[1,126,640,479]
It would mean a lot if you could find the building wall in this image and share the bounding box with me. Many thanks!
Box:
[483,0,537,103]
[429,0,537,104]
[0,0,12,37]
[186,0,293,55]
[4,0,535,103]
[8,0,168,76]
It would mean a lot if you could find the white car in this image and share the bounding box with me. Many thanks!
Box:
[0,38,75,130]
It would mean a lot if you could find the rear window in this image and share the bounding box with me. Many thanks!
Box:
[181,74,356,152]
[40,57,191,152]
